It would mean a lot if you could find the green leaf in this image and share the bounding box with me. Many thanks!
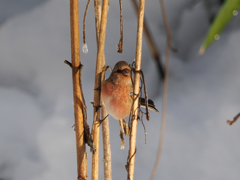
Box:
[199,0,240,55]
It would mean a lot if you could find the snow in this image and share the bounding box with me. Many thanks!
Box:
[1,0,240,179]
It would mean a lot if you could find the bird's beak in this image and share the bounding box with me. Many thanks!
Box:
[122,69,130,76]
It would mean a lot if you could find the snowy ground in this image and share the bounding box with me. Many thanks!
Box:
[1,0,240,179]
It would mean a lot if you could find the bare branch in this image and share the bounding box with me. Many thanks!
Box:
[83,0,91,45]
[127,0,145,179]
[78,64,96,153]
[101,104,112,180]
[69,0,88,179]
[130,0,164,80]
[92,0,110,179]
[129,65,150,121]
[140,69,150,121]
[100,65,112,180]
[149,0,172,179]
[117,0,123,53]
[65,60,95,154]
[64,60,72,67]
[227,112,240,125]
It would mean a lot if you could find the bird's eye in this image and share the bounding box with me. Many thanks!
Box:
[117,69,122,73]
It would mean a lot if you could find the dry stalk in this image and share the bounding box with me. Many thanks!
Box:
[127,0,145,179]
[227,112,240,125]
[100,66,112,180]
[139,69,150,121]
[83,0,91,45]
[94,0,101,40]
[64,60,95,153]
[130,0,164,80]
[101,100,112,180]
[149,0,171,179]
[94,3,112,179]
[117,0,123,53]
[92,0,110,179]
[69,0,88,179]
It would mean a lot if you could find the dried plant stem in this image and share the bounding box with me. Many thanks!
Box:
[92,0,110,179]
[127,0,145,179]
[65,60,95,153]
[227,112,240,125]
[83,0,91,45]
[117,0,123,53]
[69,0,88,179]
[100,66,112,180]
[94,0,102,40]
[101,100,112,180]
[94,1,112,177]
[140,70,150,121]
[149,0,171,179]
[94,3,112,179]
[130,0,164,80]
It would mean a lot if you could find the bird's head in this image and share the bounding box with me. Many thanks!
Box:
[110,61,132,86]
[112,61,130,76]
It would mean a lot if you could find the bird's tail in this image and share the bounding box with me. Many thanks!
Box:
[139,97,159,113]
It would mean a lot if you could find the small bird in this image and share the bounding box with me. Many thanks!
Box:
[101,60,158,120]
[101,61,158,148]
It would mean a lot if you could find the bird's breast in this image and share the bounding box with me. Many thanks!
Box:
[101,82,132,120]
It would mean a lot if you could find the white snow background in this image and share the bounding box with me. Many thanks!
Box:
[1,0,240,179]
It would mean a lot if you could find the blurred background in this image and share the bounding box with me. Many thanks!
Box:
[1,0,240,179]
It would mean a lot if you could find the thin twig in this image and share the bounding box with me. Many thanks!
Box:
[126,147,137,180]
[100,66,112,180]
[129,65,150,121]
[94,0,101,41]
[227,112,240,125]
[117,0,123,53]
[78,64,86,107]
[78,64,96,153]
[149,0,171,179]
[92,0,110,179]
[93,0,112,178]
[83,0,91,45]
[64,60,95,153]
[94,114,109,127]
[127,0,145,179]
[140,69,150,121]
[69,0,88,179]
[64,60,72,67]
[130,0,164,80]
[139,114,147,144]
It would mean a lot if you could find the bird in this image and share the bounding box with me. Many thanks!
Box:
[101,61,159,149]
[101,61,158,120]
